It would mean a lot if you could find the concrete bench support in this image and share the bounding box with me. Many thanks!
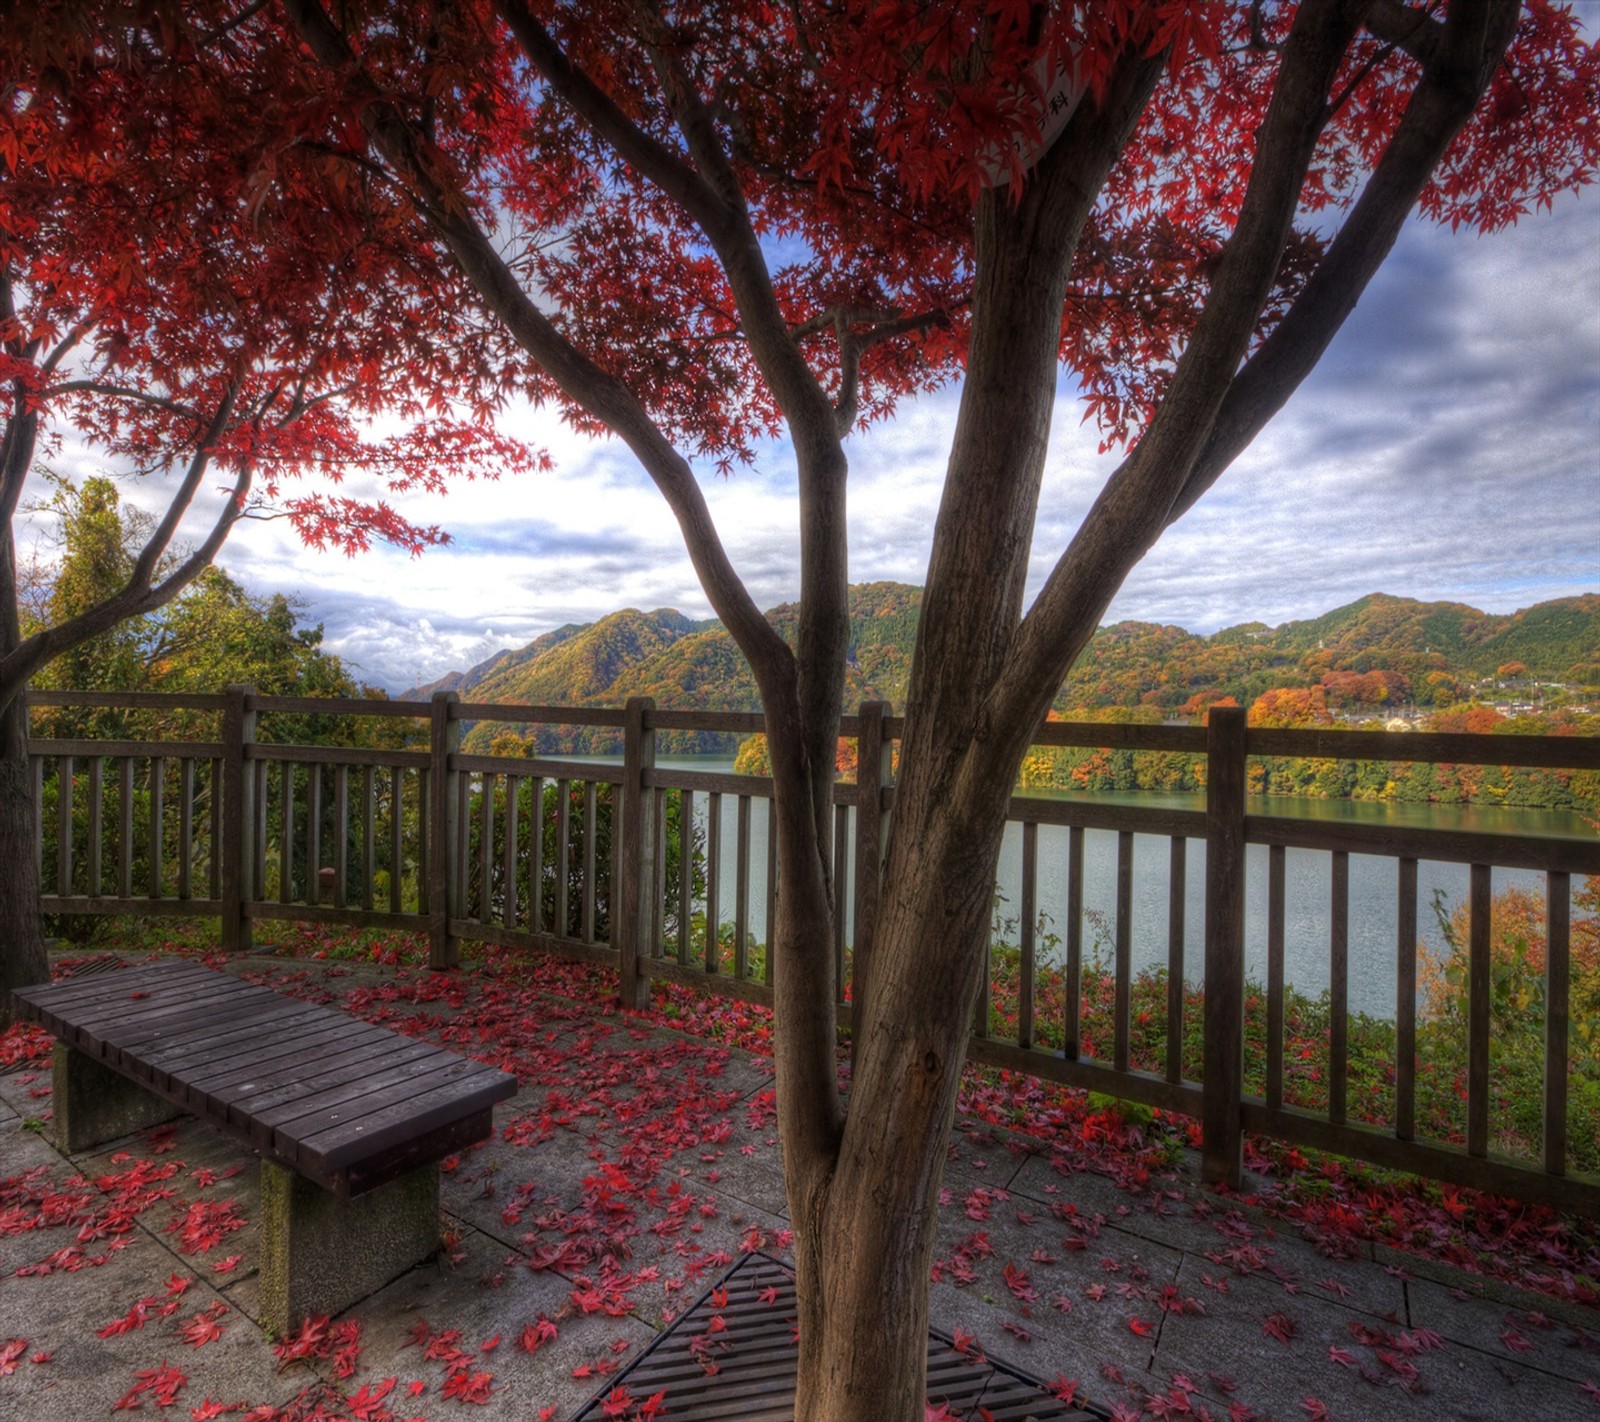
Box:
[258,1158,440,1335]
[52,1043,182,1152]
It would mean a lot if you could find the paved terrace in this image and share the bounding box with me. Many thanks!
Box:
[1,944,1597,1422]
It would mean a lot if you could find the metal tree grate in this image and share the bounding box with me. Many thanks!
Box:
[572,1252,1104,1422]
[55,955,130,979]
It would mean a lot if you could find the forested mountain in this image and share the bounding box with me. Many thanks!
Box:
[406,586,1598,754]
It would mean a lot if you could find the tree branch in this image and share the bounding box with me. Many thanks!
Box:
[1165,0,1521,527]
[990,0,1366,759]
[282,0,796,708]
[494,0,730,229]
[0,387,247,705]
[833,314,860,435]
[46,380,202,421]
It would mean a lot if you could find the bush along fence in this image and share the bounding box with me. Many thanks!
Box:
[25,688,1600,1215]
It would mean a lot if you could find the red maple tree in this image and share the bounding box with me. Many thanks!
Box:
[0,13,536,1000]
[14,3,1600,1415]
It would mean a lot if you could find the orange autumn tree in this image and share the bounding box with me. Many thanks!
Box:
[35,2,1600,1414]
[0,16,533,1009]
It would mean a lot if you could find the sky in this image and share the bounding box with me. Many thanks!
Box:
[37,174,1600,696]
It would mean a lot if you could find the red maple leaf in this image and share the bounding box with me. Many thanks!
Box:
[1263,1312,1297,1344]
[442,1368,495,1404]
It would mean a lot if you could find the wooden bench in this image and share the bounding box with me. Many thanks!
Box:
[12,960,518,1332]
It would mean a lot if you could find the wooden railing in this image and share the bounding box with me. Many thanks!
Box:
[26,688,1600,1213]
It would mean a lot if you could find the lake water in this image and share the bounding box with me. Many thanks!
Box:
[604,756,1593,1019]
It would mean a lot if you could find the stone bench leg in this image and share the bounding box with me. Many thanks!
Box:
[52,1044,183,1153]
[257,1160,440,1335]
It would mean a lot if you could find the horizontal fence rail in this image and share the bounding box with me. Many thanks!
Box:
[25,688,1600,1214]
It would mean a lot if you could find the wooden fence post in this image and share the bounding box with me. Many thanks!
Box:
[617,697,656,1010]
[850,701,892,1020]
[220,685,257,954]
[1202,705,1246,1189]
[428,691,460,970]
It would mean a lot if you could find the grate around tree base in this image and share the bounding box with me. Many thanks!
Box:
[572,1252,1105,1422]
[55,955,130,978]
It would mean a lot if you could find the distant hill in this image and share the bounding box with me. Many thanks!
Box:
[401,587,1599,752]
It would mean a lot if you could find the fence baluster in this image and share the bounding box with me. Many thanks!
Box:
[307,763,323,904]
[1329,850,1349,1128]
[1114,830,1133,1074]
[764,803,777,986]
[678,788,693,965]
[1019,820,1037,1051]
[1064,824,1084,1061]
[178,757,195,900]
[361,765,375,912]
[556,777,572,938]
[706,791,722,973]
[529,776,545,936]
[252,760,268,902]
[453,769,471,921]
[331,765,348,909]
[834,802,849,1010]
[1166,835,1186,1084]
[1396,857,1418,1141]
[479,771,496,923]
[582,781,597,944]
[149,755,165,899]
[118,758,133,896]
[1467,863,1492,1158]
[652,785,668,959]
[1266,844,1286,1110]
[1544,871,1570,1176]
[503,774,520,929]
[417,766,431,916]
[735,795,751,981]
[31,755,43,876]
[88,756,104,897]
[280,761,294,903]
[55,754,73,895]
[389,767,404,914]
[209,756,223,900]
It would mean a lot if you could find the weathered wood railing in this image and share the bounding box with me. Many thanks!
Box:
[26,688,1600,1214]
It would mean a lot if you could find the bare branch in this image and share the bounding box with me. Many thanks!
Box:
[0,387,248,699]
[833,313,860,435]
[494,0,729,228]
[123,383,241,596]
[1166,0,1521,527]
[46,380,202,422]
[38,322,93,377]
[991,0,1367,752]
[192,0,273,50]
[283,0,796,705]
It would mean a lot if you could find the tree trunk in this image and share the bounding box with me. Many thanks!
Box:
[1,506,47,1022]
[790,756,1014,1419]
[0,683,47,1026]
